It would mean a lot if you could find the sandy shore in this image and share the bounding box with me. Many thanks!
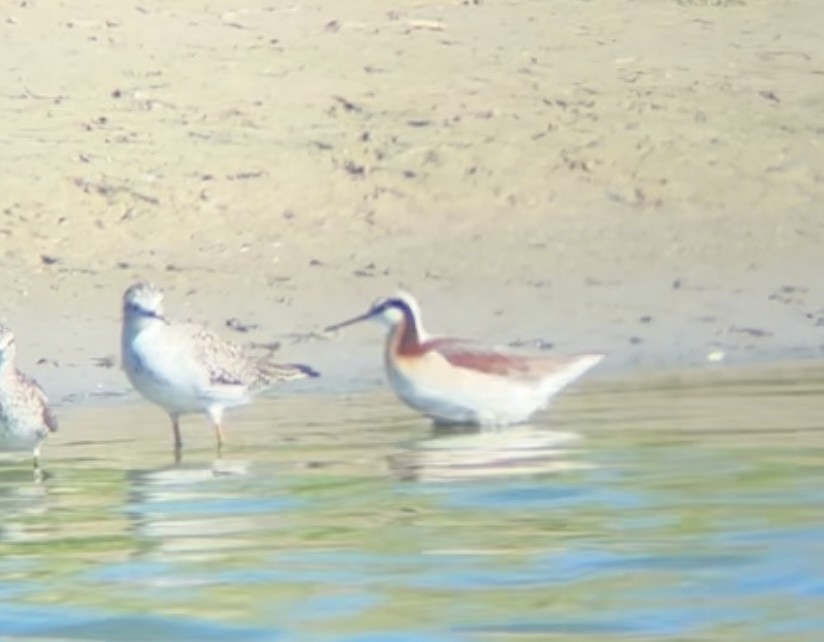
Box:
[1,0,823,404]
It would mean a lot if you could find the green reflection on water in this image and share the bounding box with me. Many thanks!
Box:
[0,365,822,640]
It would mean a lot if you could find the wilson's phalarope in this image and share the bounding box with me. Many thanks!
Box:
[326,292,603,426]
[121,282,319,458]
[0,325,58,469]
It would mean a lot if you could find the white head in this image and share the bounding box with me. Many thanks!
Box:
[326,290,424,334]
[0,324,17,368]
[123,282,165,321]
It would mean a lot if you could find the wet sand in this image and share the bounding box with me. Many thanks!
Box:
[1,0,823,404]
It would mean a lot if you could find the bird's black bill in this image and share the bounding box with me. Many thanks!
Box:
[325,311,374,333]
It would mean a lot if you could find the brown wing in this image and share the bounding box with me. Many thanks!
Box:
[19,372,58,433]
[43,405,59,433]
[185,325,261,388]
[186,325,317,389]
[422,338,537,377]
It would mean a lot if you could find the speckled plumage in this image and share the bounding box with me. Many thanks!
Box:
[183,324,310,390]
[121,282,318,457]
[0,325,58,468]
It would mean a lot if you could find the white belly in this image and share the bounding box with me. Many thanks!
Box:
[123,329,248,416]
[387,365,544,426]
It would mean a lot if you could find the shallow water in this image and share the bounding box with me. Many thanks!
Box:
[1,364,824,641]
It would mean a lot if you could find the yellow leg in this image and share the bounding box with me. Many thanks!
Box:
[207,407,226,458]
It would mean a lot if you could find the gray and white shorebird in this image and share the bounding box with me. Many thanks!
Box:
[0,324,58,469]
[121,282,319,457]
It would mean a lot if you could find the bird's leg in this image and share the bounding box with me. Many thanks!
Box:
[32,446,44,483]
[207,406,226,459]
[171,414,183,463]
[214,423,225,458]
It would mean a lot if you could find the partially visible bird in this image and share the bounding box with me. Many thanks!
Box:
[121,282,318,458]
[0,325,58,470]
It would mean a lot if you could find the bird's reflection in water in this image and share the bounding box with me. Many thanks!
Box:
[388,425,590,483]
[0,462,51,544]
[124,457,289,561]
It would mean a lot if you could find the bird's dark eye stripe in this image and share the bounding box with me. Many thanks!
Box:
[127,301,160,318]
[381,298,411,315]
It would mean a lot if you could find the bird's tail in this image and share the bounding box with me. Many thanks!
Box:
[259,360,320,383]
[44,407,59,433]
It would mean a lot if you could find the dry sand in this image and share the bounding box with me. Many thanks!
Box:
[1,0,823,404]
